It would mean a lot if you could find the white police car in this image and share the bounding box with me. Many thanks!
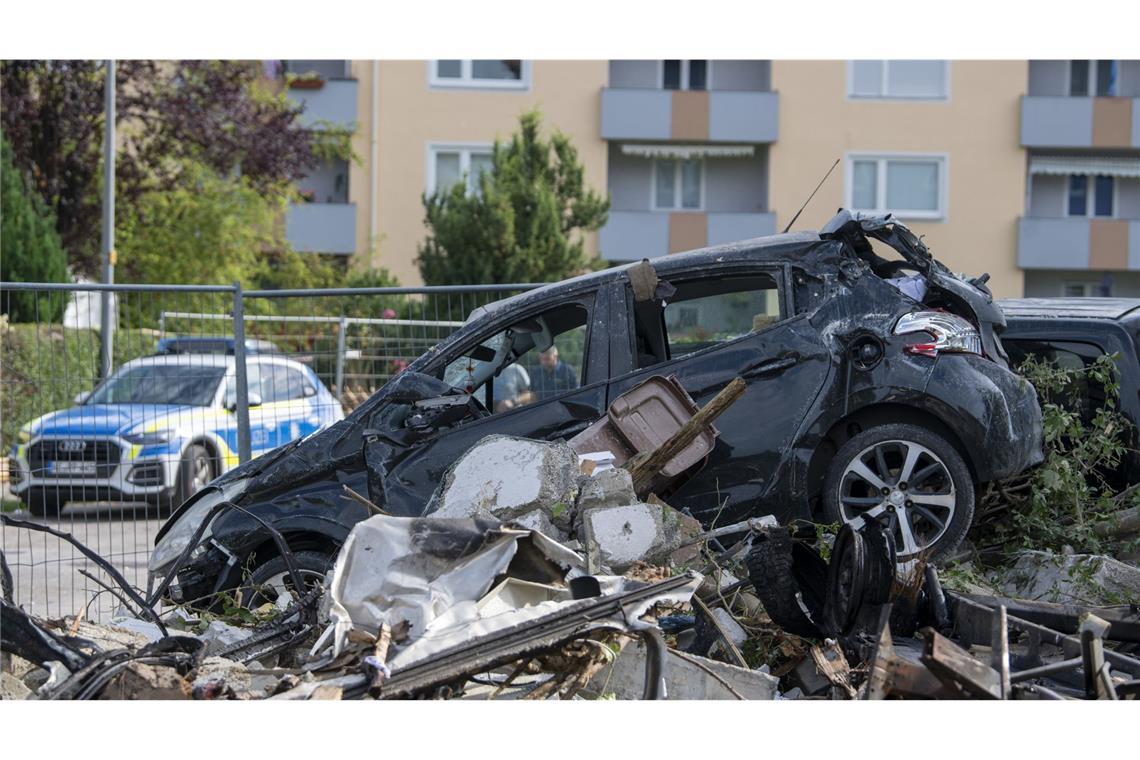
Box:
[8,344,344,517]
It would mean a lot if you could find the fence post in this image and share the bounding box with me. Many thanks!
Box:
[334,316,347,400]
[232,282,252,464]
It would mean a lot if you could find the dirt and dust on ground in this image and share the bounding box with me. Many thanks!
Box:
[2,375,1138,701]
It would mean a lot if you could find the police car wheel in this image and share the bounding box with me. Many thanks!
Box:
[173,445,215,508]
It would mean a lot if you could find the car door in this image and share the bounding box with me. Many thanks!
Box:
[367,287,613,516]
[607,267,833,525]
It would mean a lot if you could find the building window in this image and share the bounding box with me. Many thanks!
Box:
[847,154,947,219]
[430,60,528,89]
[429,146,493,195]
[1069,60,1117,96]
[662,60,708,91]
[654,158,703,210]
[1062,282,1095,297]
[848,61,949,100]
[1067,175,1115,217]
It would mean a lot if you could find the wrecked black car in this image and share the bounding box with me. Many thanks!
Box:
[149,210,1044,605]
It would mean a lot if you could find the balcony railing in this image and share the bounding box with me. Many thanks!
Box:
[285,203,357,255]
[1021,95,1140,149]
[287,79,359,130]
[600,89,779,143]
[600,211,776,261]
[1018,216,1140,270]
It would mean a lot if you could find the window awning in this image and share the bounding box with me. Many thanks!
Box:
[621,144,755,160]
[1029,154,1140,178]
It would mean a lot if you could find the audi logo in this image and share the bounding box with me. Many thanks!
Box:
[58,440,87,453]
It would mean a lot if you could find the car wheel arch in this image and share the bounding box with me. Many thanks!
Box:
[804,401,978,518]
[244,530,343,579]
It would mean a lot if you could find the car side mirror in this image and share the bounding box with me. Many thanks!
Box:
[303,384,317,398]
[74,390,92,405]
[227,392,262,412]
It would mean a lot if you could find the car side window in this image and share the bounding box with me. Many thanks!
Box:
[634,273,781,367]
[1004,339,1106,423]
[440,302,589,414]
[224,364,263,408]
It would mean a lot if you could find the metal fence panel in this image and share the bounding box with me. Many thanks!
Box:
[0,280,538,621]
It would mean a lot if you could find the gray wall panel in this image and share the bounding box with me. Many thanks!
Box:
[1119,178,1140,219]
[609,61,659,89]
[705,152,768,213]
[285,203,357,254]
[1029,174,1066,218]
[1028,61,1068,96]
[607,146,653,211]
[710,61,770,92]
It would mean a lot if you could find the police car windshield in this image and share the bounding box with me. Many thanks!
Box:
[86,364,226,406]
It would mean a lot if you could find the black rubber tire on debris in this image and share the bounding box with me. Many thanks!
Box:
[241,551,335,609]
[822,423,975,562]
[25,488,63,519]
[173,444,216,512]
[745,528,829,638]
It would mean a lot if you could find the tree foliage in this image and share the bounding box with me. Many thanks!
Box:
[0,60,322,277]
[0,137,69,321]
[417,110,608,286]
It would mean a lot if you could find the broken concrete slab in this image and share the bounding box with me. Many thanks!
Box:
[996,552,1140,606]
[427,435,579,528]
[575,468,637,514]
[1,670,33,700]
[585,639,778,700]
[510,508,565,543]
[580,500,701,572]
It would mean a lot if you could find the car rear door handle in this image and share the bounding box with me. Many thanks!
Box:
[743,356,797,379]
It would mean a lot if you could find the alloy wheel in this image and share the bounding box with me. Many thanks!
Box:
[836,439,956,558]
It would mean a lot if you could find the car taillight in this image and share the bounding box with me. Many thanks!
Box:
[894,311,982,358]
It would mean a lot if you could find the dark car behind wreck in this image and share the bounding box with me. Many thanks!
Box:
[149,210,1044,605]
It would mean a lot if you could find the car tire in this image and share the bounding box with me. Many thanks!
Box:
[745,527,829,638]
[25,489,64,519]
[173,444,215,511]
[823,423,974,562]
[241,551,335,609]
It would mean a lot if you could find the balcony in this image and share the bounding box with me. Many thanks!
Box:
[287,79,359,130]
[1018,216,1140,270]
[1021,96,1140,149]
[600,211,776,262]
[600,89,779,144]
[285,203,357,255]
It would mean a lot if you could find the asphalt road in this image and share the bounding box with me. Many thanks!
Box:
[2,502,166,622]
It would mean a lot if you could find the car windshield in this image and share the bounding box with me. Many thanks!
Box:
[86,364,226,406]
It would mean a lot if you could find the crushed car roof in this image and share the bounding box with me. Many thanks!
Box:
[998,298,1140,321]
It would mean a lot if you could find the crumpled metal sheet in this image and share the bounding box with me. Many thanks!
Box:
[325,515,698,672]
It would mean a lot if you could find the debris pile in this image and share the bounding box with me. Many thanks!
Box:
[2,375,1138,700]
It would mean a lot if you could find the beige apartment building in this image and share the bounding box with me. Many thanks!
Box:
[278,59,1140,298]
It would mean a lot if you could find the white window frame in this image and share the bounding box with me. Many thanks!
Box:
[428,60,530,90]
[426,143,494,195]
[846,61,950,101]
[1066,60,1118,97]
[652,158,706,211]
[1065,174,1117,218]
[845,152,949,221]
[658,60,712,91]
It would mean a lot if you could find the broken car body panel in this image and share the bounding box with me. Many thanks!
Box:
[152,211,1045,599]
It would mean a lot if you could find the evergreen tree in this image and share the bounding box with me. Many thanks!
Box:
[417,110,609,286]
[1,137,69,322]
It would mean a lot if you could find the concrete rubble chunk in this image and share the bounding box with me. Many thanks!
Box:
[192,656,255,700]
[580,500,697,572]
[996,551,1140,605]
[575,468,637,514]
[1,671,33,700]
[199,620,255,656]
[510,508,565,543]
[427,435,580,528]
